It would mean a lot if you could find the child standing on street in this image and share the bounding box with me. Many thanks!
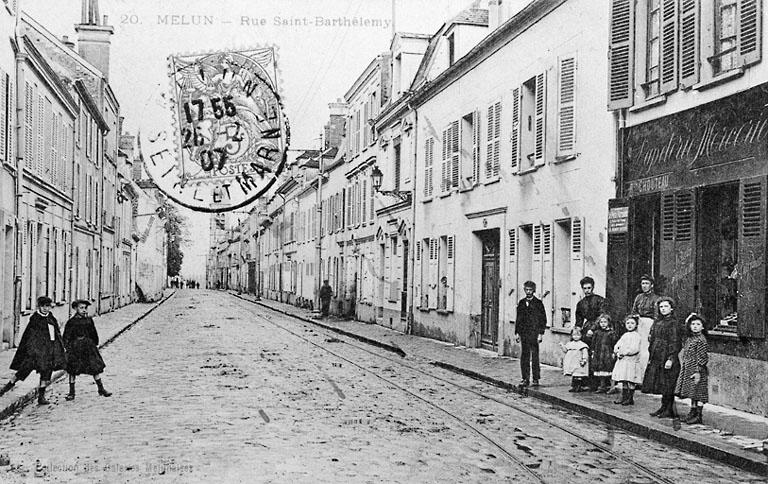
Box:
[63,300,111,400]
[612,315,643,405]
[561,327,589,392]
[675,313,709,424]
[591,314,617,393]
[0,296,67,405]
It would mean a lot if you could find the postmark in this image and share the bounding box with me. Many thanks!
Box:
[141,47,290,212]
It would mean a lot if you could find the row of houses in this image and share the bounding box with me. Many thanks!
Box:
[207,0,768,417]
[0,0,167,350]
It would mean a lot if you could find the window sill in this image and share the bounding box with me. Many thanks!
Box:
[516,166,540,176]
[554,153,579,164]
[708,327,740,340]
[629,95,667,113]
[693,68,744,91]
[422,196,433,204]
[436,309,452,315]
[418,307,430,312]
[483,176,501,186]
[439,191,452,199]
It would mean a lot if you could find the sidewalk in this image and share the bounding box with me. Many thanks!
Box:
[236,292,768,476]
[0,290,175,421]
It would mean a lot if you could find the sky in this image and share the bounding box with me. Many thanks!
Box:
[22,0,473,281]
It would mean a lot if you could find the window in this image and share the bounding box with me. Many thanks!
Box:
[520,78,537,170]
[461,111,480,186]
[714,0,738,73]
[448,33,455,66]
[646,0,662,97]
[393,138,401,191]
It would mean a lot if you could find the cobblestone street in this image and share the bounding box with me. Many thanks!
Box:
[0,291,763,483]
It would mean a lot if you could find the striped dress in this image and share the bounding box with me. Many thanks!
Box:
[674,333,709,403]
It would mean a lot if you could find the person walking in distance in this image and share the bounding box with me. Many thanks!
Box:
[319,280,333,317]
[63,300,112,400]
[0,296,67,405]
[515,281,547,387]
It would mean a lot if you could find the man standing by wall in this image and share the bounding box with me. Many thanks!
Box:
[319,280,333,317]
[515,281,547,387]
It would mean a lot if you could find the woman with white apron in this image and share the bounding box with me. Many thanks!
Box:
[631,275,660,385]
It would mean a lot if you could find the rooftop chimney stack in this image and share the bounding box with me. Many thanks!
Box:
[75,0,114,80]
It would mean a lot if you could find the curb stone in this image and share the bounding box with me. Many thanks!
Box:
[0,291,177,423]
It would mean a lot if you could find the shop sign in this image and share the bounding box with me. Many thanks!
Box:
[608,206,629,234]
[626,173,670,196]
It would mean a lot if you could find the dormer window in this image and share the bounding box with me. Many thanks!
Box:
[448,33,456,66]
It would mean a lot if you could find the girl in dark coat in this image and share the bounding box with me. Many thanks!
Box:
[642,297,682,419]
[63,300,111,400]
[0,296,66,405]
[590,314,617,393]
[675,313,709,424]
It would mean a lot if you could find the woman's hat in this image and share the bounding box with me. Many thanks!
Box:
[71,299,91,309]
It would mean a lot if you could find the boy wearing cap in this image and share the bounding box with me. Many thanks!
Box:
[63,299,111,400]
[0,296,67,405]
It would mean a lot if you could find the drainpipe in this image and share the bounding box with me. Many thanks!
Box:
[405,99,417,335]
[13,39,26,347]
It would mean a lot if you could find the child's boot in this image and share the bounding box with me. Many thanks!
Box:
[621,388,635,406]
[614,386,627,404]
[684,406,703,424]
[649,395,666,416]
[37,386,49,405]
[656,395,675,418]
[568,377,580,392]
[65,381,75,401]
[95,379,112,397]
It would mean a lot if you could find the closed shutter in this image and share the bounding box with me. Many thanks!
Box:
[441,126,449,193]
[608,0,635,109]
[738,176,766,338]
[533,225,542,288]
[451,120,459,189]
[37,94,44,175]
[534,73,546,166]
[659,190,696,316]
[680,0,700,88]
[542,223,553,315]
[52,113,58,187]
[24,83,33,169]
[362,180,367,225]
[510,88,520,171]
[472,110,481,184]
[414,240,422,309]
[428,237,438,309]
[557,57,577,157]
[424,137,434,197]
[446,235,455,311]
[739,0,762,66]
[394,239,403,302]
[660,0,679,93]
[0,72,6,162]
[492,102,501,177]
[508,228,518,320]
[572,217,584,284]
[486,104,495,179]
[385,238,392,301]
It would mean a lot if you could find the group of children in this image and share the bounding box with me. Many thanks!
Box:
[561,310,709,425]
[0,296,111,405]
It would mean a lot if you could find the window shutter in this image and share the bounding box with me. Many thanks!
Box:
[658,190,696,315]
[446,235,455,311]
[534,73,546,166]
[441,126,449,193]
[414,240,422,308]
[542,224,552,259]
[384,240,391,301]
[660,0,679,93]
[428,237,438,309]
[486,104,494,179]
[557,57,577,157]
[738,176,766,338]
[533,224,543,288]
[362,180,367,225]
[0,72,6,162]
[680,0,700,88]
[508,228,518,311]
[24,83,33,169]
[571,217,583,261]
[739,0,762,66]
[510,87,520,171]
[472,110,481,184]
[37,94,44,175]
[608,0,635,109]
[493,102,501,177]
[424,137,434,197]
[451,120,460,188]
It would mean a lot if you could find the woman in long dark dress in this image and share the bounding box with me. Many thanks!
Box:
[0,296,67,405]
[642,297,682,419]
[63,300,111,400]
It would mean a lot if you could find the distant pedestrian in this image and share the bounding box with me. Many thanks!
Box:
[675,313,709,424]
[643,297,682,419]
[574,277,605,390]
[630,274,660,380]
[515,281,547,387]
[63,300,112,401]
[560,327,589,392]
[0,296,66,405]
[319,280,333,317]
[590,314,617,393]
[612,315,643,405]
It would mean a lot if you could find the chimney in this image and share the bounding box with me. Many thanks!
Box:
[75,0,114,80]
[325,99,347,150]
[61,35,75,50]
[488,0,501,30]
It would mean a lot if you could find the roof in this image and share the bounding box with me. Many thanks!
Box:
[451,7,489,26]
[21,36,79,115]
[74,80,109,131]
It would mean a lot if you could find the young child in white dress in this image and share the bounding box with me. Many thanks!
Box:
[612,315,643,405]
[560,327,589,392]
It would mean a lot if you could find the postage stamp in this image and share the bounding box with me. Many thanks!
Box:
[142,46,290,212]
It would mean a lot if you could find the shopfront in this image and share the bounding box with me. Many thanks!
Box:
[606,83,768,415]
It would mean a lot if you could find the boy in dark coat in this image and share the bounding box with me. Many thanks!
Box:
[63,300,111,400]
[0,296,66,405]
[515,281,547,387]
[319,280,333,317]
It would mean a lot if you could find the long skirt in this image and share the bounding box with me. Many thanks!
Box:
[637,317,653,380]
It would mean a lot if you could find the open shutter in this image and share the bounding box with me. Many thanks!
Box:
[24,83,33,169]
[485,104,495,179]
[510,88,520,171]
[608,0,635,109]
[738,176,766,338]
[446,235,455,311]
[571,217,585,287]
[428,238,438,309]
[680,0,700,88]
[385,238,392,301]
[533,224,543,288]
[394,239,403,302]
[472,110,481,184]
[660,0,679,93]
[659,192,676,296]
[442,127,450,193]
[534,73,546,166]
[557,57,577,157]
[424,137,434,197]
[492,102,501,177]
[739,0,762,66]
[414,240,422,309]
[0,72,6,162]
[451,120,460,189]
[542,223,553,314]
[508,228,518,320]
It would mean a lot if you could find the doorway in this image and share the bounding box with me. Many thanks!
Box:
[478,229,500,348]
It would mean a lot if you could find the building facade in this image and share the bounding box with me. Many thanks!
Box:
[605,0,768,415]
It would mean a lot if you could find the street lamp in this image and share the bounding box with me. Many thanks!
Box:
[370,165,411,201]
